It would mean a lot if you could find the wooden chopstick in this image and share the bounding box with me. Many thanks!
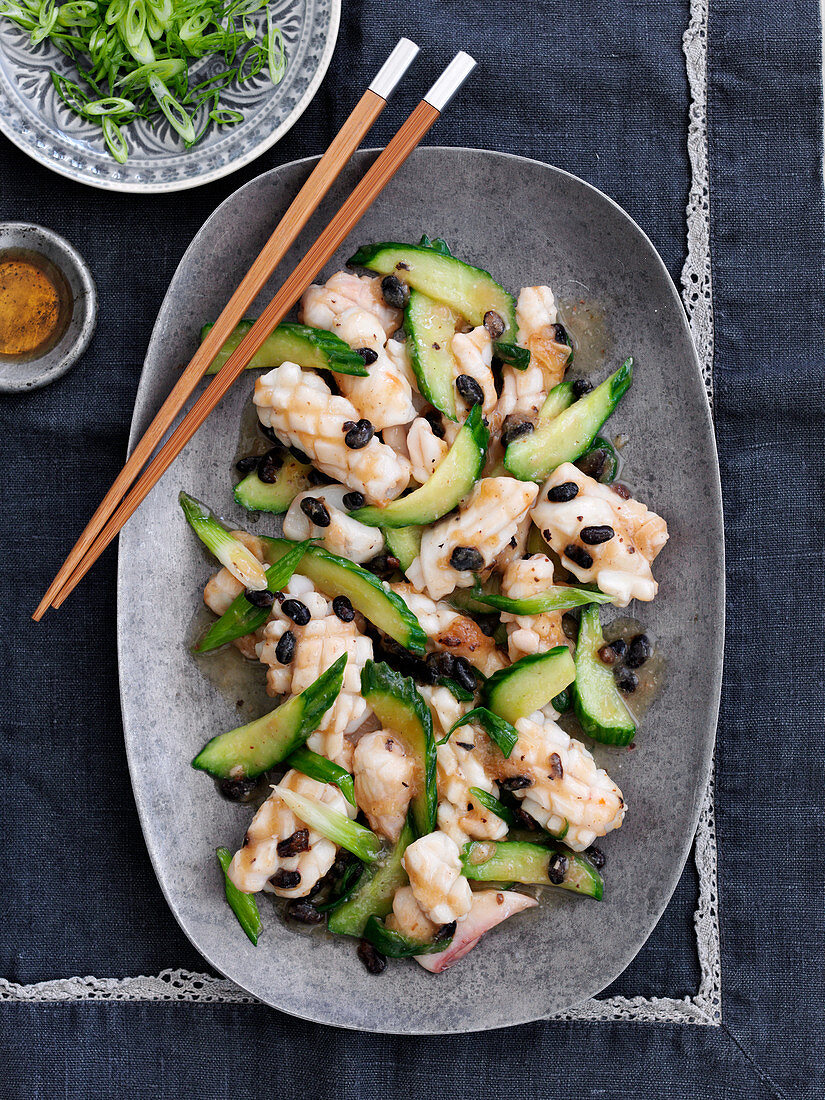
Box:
[32,39,421,622]
[48,52,477,612]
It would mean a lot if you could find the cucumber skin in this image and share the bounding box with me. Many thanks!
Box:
[482,647,576,725]
[352,403,488,529]
[405,290,459,420]
[191,653,346,778]
[505,359,633,482]
[201,320,368,376]
[233,456,313,514]
[261,538,427,655]
[573,606,636,746]
[363,914,454,957]
[361,661,437,837]
[348,242,517,333]
[327,820,413,937]
[461,840,603,900]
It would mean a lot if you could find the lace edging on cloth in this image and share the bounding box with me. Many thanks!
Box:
[0,0,721,1024]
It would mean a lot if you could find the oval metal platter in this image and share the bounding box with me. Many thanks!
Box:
[118,148,724,1033]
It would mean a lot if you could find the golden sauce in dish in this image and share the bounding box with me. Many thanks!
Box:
[0,248,73,360]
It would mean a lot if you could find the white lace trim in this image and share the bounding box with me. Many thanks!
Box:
[0,0,721,1024]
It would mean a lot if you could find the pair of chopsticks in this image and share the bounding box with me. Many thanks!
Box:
[33,42,477,621]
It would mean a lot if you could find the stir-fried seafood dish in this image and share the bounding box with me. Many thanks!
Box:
[184,237,669,974]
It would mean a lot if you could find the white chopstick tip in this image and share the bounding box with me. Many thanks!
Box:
[369,38,420,100]
[423,51,477,113]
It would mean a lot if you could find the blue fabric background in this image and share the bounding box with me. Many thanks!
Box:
[1,0,822,1095]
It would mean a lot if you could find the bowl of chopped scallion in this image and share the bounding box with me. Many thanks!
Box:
[0,0,340,191]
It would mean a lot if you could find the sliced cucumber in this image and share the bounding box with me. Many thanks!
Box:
[285,745,356,806]
[461,840,603,899]
[537,380,576,423]
[347,242,517,339]
[482,646,576,725]
[405,290,459,420]
[261,538,427,654]
[363,914,454,958]
[361,661,436,837]
[234,454,313,514]
[505,359,633,482]
[475,584,613,616]
[382,525,422,573]
[573,605,636,745]
[575,435,620,484]
[327,820,413,936]
[201,320,368,376]
[419,234,452,255]
[192,653,347,778]
[352,403,488,528]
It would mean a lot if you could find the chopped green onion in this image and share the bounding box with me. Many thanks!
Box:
[178,491,268,590]
[102,115,129,162]
[84,95,136,115]
[264,8,284,84]
[276,788,383,863]
[443,707,519,758]
[286,745,356,807]
[216,846,261,945]
[469,787,518,827]
[209,106,243,125]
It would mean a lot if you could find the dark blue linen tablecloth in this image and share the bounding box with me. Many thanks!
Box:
[1,0,823,1096]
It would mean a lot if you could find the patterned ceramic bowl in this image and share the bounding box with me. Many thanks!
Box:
[0,0,339,193]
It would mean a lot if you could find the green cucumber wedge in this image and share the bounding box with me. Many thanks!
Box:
[575,435,620,484]
[201,320,368,376]
[405,290,459,420]
[382,525,422,573]
[347,241,517,342]
[216,847,262,944]
[261,538,427,654]
[475,584,613,616]
[351,403,488,528]
[361,661,437,837]
[537,379,576,423]
[419,234,452,255]
[482,646,576,725]
[461,840,603,899]
[573,605,636,745]
[234,454,313,514]
[192,653,346,778]
[505,358,633,482]
[327,819,413,937]
[363,914,454,958]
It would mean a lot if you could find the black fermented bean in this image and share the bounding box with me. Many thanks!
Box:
[332,595,355,622]
[587,846,606,870]
[270,868,302,889]
[342,491,365,511]
[564,544,594,569]
[452,656,477,693]
[425,651,455,679]
[580,524,615,544]
[424,410,445,439]
[547,852,569,885]
[235,455,260,475]
[275,631,296,664]
[551,322,570,345]
[300,496,331,527]
[561,612,579,639]
[501,416,535,449]
[218,776,260,803]
[598,644,618,665]
[245,587,275,608]
[344,419,375,449]
[307,467,329,486]
[286,901,323,925]
[626,633,652,669]
[364,552,401,579]
[289,445,312,465]
[499,775,533,792]
[547,481,579,503]
[483,310,506,338]
[455,374,484,406]
[277,829,310,857]
[381,274,409,309]
[356,347,378,365]
[449,545,485,571]
[616,669,639,693]
[281,599,311,626]
[357,939,387,974]
[572,378,593,398]
[257,448,283,483]
[548,752,563,780]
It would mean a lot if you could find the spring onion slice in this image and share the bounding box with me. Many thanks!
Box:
[443,707,519,758]
[285,745,357,807]
[179,491,268,590]
[216,847,261,945]
[275,788,383,863]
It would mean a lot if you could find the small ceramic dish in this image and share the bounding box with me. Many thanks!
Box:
[0,222,97,394]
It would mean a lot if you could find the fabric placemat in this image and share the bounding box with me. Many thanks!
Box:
[1,0,822,1095]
